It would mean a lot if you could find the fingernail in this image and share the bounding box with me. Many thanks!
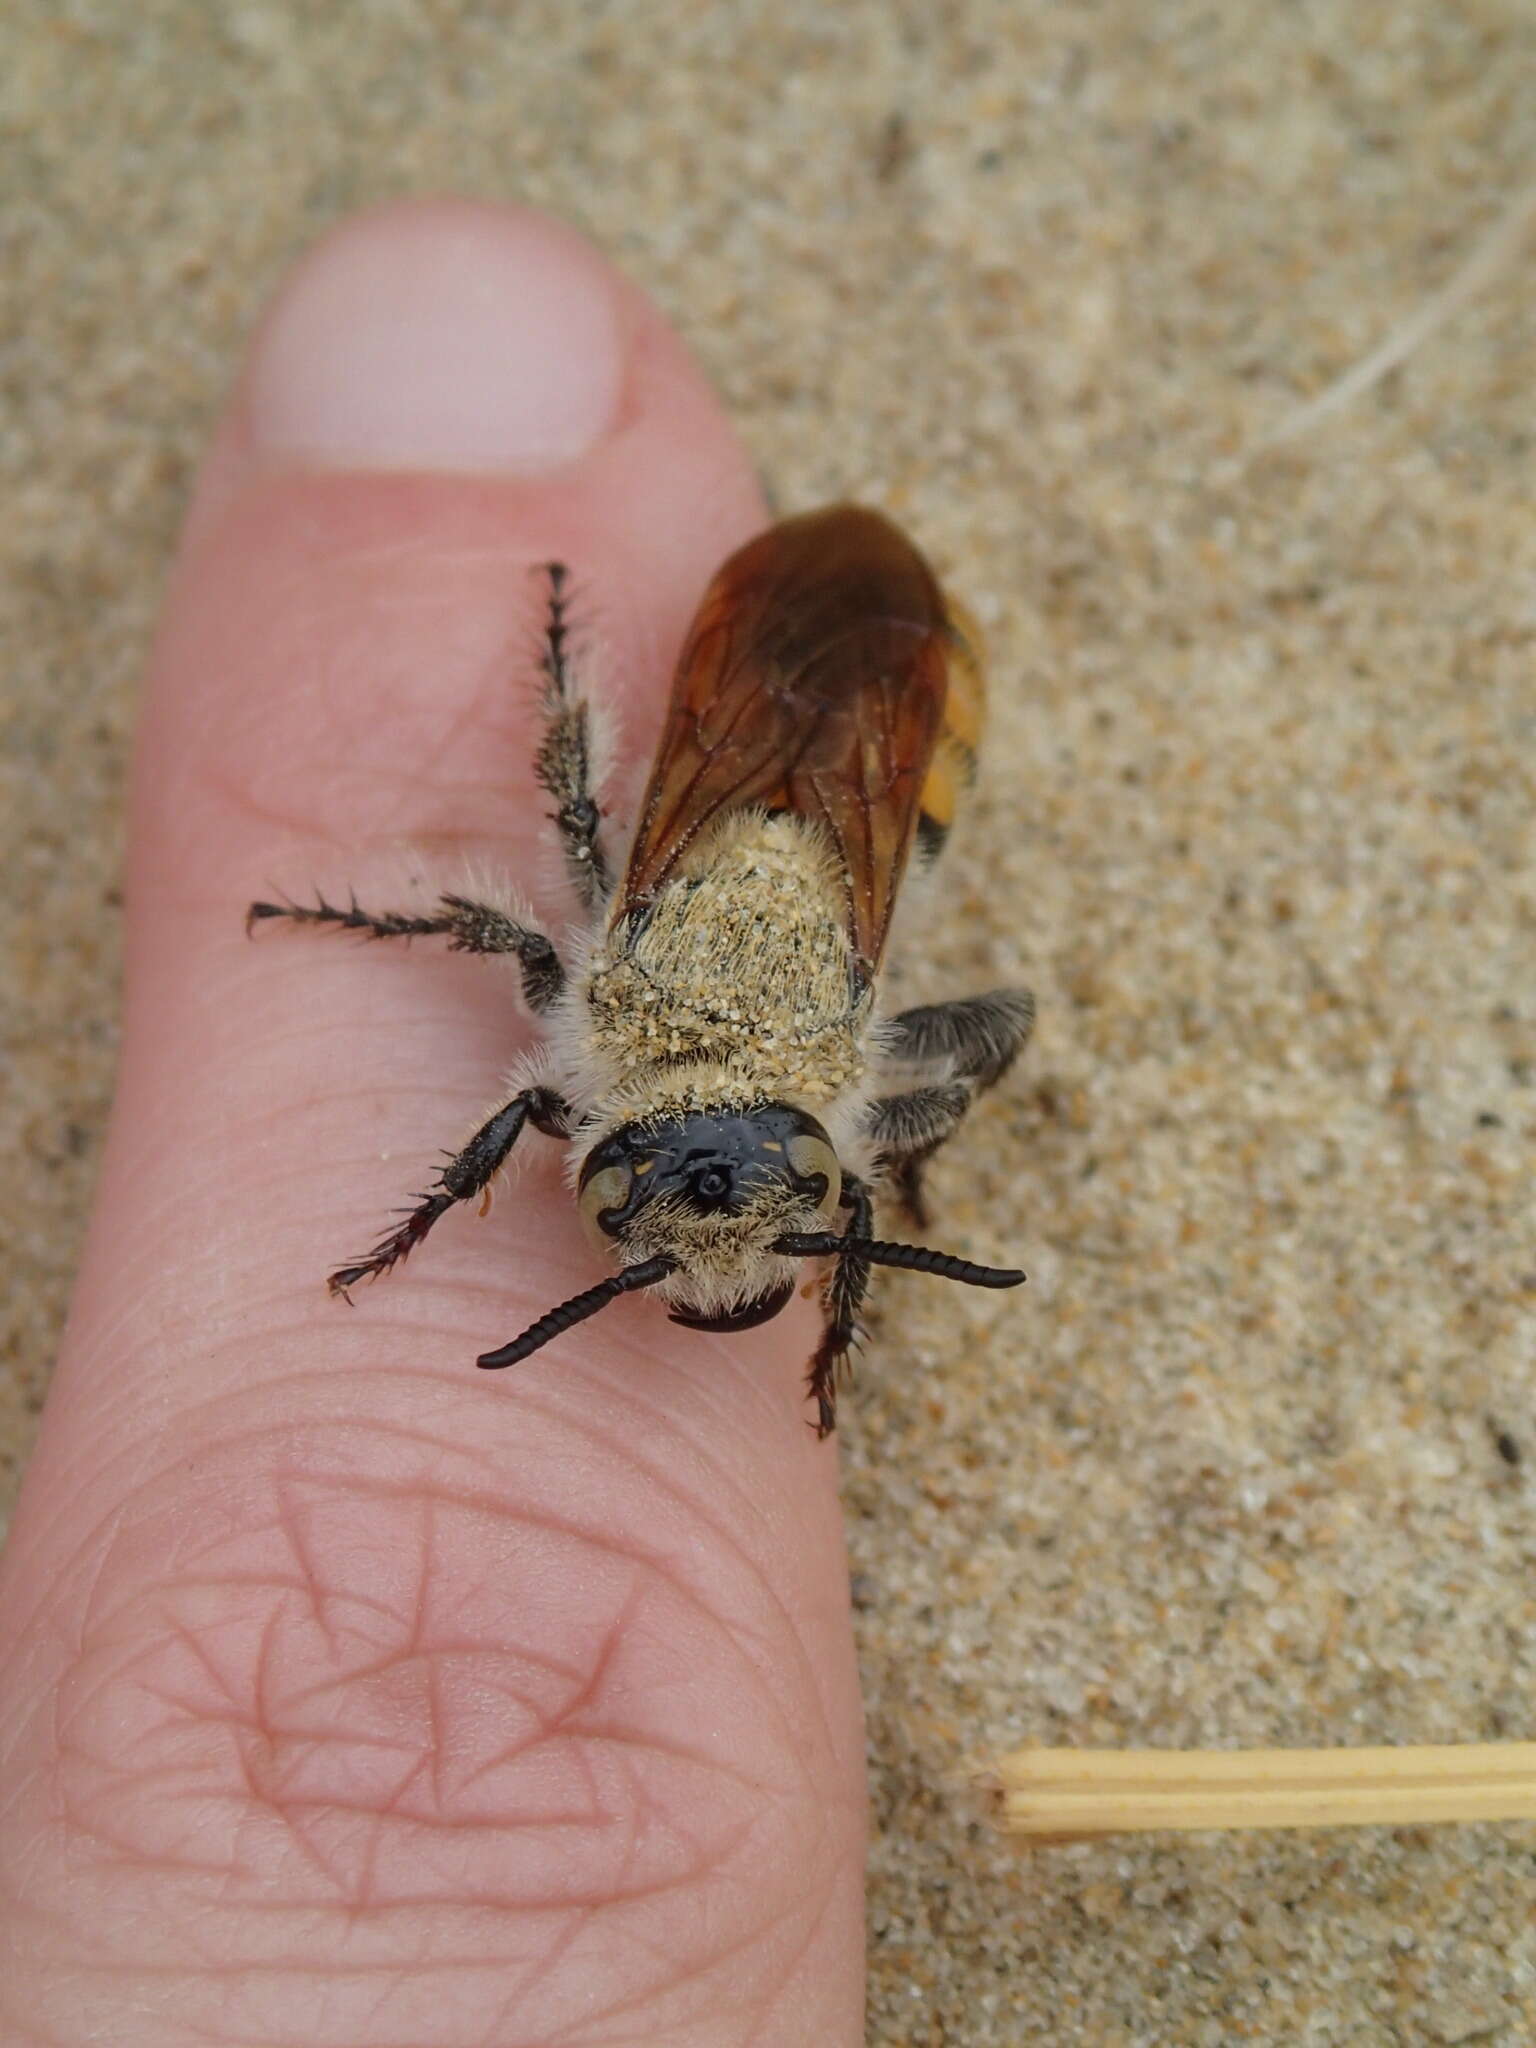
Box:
[245,202,627,474]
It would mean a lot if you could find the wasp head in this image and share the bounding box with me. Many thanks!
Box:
[576,1103,842,1330]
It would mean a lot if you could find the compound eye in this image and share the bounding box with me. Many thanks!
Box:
[578,1163,633,1242]
[786,1132,841,1214]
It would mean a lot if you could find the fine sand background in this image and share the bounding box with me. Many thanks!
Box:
[5,5,1535,2041]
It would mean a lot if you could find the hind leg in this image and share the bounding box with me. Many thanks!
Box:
[531,562,614,913]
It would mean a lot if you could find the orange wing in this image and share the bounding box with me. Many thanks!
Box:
[619,504,959,977]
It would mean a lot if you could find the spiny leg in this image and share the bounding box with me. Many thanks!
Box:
[247,890,566,1013]
[884,988,1035,1090]
[805,1171,874,1439]
[329,1085,573,1297]
[866,1082,972,1231]
[875,989,1035,1223]
[532,562,613,914]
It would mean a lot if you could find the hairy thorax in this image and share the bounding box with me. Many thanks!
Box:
[581,813,867,1109]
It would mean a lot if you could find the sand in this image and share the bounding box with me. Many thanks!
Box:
[4,4,1534,2039]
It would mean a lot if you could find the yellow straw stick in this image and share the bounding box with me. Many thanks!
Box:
[991,1743,1536,1841]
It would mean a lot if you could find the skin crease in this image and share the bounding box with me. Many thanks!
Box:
[0,204,866,2047]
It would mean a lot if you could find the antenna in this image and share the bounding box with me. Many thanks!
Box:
[477,1255,677,1369]
[771,1233,1024,1289]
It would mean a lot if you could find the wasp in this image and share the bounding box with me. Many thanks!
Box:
[249,505,1033,1435]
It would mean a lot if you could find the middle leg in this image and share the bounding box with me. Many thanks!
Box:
[247,891,566,1013]
[883,988,1035,1090]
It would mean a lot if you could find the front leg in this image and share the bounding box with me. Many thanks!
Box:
[805,1172,874,1439]
[247,891,566,1013]
[873,989,1035,1223]
[329,1086,572,1297]
[865,1082,971,1231]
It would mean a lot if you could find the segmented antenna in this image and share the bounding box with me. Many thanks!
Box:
[771,1234,1025,1289]
[478,1256,677,1369]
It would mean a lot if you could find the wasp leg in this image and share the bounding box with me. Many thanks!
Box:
[874,989,1035,1224]
[805,1172,874,1439]
[866,1081,973,1231]
[532,562,613,915]
[884,988,1035,1089]
[246,891,566,1013]
[329,1086,573,1297]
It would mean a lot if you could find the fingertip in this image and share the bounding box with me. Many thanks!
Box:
[143,199,766,909]
[184,197,765,570]
[247,200,628,476]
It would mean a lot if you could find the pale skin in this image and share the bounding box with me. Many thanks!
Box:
[0,202,866,2046]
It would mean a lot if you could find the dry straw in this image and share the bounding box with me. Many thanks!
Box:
[991,1743,1536,1843]
[1247,179,1536,455]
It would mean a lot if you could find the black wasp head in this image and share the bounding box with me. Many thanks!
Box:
[576,1103,842,1333]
